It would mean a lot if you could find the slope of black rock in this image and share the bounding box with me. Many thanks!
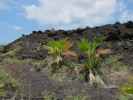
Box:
[3,21,133,62]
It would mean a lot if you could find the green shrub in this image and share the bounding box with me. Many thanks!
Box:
[78,37,103,55]
[78,36,105,85]
[78,37,104,69]
[0,69,19,96]
[119,85,133,100]
[46,39,72,56]
[120,85,133,95]
[44,38,72,71]
[1,46,21,58]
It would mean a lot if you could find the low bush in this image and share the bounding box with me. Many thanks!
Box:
[0,68,19,96]
[119,85,133,100]
[43,38,73,71]
[78,36,105,86]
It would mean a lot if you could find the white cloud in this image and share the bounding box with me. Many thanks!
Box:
[24,0,133,29]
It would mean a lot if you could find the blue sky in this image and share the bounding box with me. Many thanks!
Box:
[0,0,133,44]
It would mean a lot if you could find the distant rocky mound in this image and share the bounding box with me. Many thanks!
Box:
[3,21,133,65]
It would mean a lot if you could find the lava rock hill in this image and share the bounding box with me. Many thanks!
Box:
[3,21,133,65]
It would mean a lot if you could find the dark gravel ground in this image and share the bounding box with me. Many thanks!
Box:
[3,62,119,100]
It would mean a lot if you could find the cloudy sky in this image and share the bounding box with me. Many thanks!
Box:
[0,0,133,44]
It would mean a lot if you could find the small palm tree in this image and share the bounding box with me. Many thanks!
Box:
[78,36,105,86]
[44,38,73,68]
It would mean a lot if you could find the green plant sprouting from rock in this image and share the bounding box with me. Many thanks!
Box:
[43,36,107,86]
[78,36,105,86]
[44,38,73,71]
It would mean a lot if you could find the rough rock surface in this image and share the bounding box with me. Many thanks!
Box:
[4,22,133,64]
